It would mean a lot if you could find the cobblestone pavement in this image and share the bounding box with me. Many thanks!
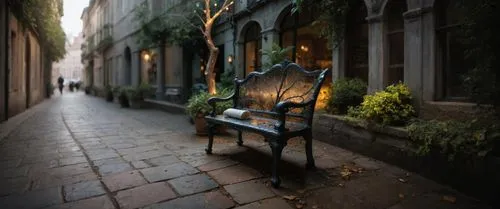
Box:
[0,93,492,209]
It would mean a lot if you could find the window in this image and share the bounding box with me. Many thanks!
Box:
[436,0,468,99]
[244,22,262,76]
[279,6,332,70]
[386,0,406,85]
[346,2,369,82]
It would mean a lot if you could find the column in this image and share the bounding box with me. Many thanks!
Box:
[260,28,279,67]
[366,15,387,93]
[131,51,141,86]
[331,40,346,81]
[235,41,245,78]
[156,43,166,100]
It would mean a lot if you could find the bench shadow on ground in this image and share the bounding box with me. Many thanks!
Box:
[212,132,336,191]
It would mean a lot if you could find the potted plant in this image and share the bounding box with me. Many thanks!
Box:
[186,89,232,135]
[105,85,113,102]
[46,83,55,98]
[84,86,91,95]
[112,86,121,103]
[126,87,144,109]
[118,88,129,108]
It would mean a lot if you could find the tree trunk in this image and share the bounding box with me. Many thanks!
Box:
[205,47,219,95]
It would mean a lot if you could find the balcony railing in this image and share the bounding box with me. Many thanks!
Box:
[96,24,113,52]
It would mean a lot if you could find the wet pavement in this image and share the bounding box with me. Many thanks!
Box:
[0,92,492,209]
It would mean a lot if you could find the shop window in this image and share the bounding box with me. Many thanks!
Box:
[436,0,468,100]
[244,22,262,76]
[279,6,332,70]
[386,0,406,85]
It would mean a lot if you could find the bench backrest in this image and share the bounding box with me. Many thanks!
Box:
[234,61,329,125]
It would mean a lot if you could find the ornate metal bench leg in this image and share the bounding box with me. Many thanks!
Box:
[304,131,316,170]
[205,124,215,154]
[269,140,284,188]
[237,131,243,146]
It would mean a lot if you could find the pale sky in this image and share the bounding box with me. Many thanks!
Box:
[61,0,89,38]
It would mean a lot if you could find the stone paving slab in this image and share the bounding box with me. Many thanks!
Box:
[224,180,276,204]
[63,180,106,202]
[167,173,218,196]
[0,186,62,209]
[208,165,263,185]
[0,94,492,209]
[142,190,235,209]
[102,170,147,192]
[140,162,199,183]
[115,182,176,209]
[45,195,115,209]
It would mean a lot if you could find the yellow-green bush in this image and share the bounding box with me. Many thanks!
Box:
[352,82,415,126]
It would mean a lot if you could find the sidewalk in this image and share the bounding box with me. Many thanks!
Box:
[0,93,491,209]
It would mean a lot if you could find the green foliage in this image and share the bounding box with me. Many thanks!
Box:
[10,0,66,62]
[118,88,130,107]
[352,83,415,126]
[105,85,114,102]
[292,0,358,47]
[133,1,202,49]
[260,44,294,69]
[186,88,233,118]
[457,0,500,108]
[408,119,500,161]
[326,78,367,114]
[138,83,154,99]
[218,66,235,90]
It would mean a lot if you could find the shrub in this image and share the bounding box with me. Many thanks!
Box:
[105,85,113,102]
[326,78,367,114]
[118,88,129,107]
[354,82,415,126]
[408,119,499,161]
[138,83,153,98]
[186,88,233,118]
[125,87,142,101]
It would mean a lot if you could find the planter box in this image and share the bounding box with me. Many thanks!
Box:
[313,114,500,206]
[129,99,144,109]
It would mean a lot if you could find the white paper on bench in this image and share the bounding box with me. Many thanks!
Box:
[223,108,251,120]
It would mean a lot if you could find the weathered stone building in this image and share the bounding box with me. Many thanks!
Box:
[52,34,85,85]
[80,0,470,113]
[0,1,52,122]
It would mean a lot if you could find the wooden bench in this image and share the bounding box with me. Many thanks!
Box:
[205,61,329,188]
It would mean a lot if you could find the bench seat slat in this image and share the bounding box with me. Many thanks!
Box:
[205,115,308,137]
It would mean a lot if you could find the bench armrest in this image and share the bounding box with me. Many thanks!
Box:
[274,100,313,132]
[207,93,235,116]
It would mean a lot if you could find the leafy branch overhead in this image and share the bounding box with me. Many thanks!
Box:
[9,0,66,62]
[133,1,203,49]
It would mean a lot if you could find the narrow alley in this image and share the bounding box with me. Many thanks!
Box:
[0,93,492,209]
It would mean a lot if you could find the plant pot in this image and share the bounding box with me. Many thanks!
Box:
[106,92,114,102]
[85,88,91,95]
[193,116,228,136]
[129,99,144,109]
[119,95,129,108]
[194,116,208,136]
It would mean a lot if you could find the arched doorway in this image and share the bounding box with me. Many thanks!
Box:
[124,46,132,85]
[24,35,31,108]
[279,6,332,70]
[243,22,262,76]
[385,0,407,85]
[435,0,468,100]
[346,1,369,82]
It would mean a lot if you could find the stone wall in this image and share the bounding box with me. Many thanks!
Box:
[7,15,45,118]
[313,113,500,205]
[0,1,7,122]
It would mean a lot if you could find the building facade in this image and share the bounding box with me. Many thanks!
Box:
[0,1,52,122]
[81,0,470,113]
[52,34,85,85]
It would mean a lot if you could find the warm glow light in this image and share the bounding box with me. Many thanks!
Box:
[300,45,309,52]
[143,53,150,61]
[227,55,233,64]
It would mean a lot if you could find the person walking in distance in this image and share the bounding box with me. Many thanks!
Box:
[57,75,64,95]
